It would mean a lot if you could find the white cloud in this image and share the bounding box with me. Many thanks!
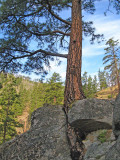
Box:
[82,13,120,57]
[95,18,120,41]
[82,45,104,57]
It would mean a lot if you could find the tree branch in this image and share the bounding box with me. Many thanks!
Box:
[2,48,68,60]
[15,18,70,36]
[46,0,71,26]
[52,30,70,36]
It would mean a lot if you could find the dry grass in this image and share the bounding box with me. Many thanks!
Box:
[96,85,119,99]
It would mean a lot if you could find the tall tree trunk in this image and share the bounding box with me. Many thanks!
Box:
[113,53,120,92]
[64,0,85,111]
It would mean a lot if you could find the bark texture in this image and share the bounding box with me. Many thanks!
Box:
[64,0,85,111]
[64,1,86,160]
[113,53,120,92]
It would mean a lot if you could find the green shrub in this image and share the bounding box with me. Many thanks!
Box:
[108,94,113,99]
[97,130,107,143]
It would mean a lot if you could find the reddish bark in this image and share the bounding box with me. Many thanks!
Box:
[64,0,85,111]
[54,96,56,104]
[113,53,120,92]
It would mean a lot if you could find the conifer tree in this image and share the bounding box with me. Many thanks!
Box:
[30,82,46,113]
[82,72,88,97]
[45,72,64,105]
[87,75,93,97]
[0,0,103,110]
[98,69,108,90]
[0,82,22,144]
[82,72,98,98]
[92,75,98,94]
[107,0,120,14]
[19,84,30,114]
[103,38,120,91]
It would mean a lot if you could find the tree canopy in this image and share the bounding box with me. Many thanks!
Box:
[0,0,120,110]
[0,0,102,75]
[107,0,120,14]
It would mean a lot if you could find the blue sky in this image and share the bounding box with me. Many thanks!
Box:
[27,0,120,82]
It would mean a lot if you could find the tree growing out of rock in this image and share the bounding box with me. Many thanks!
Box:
[103,38,120,92]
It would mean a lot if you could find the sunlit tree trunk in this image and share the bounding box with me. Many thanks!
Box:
[64,0,85,111]
[113,51,120,92]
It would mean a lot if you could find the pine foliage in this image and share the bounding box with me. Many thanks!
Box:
[0,74,23,144]
[82,72,98,98]
[0,0,103,75]
[0,72,64,144]
[103,38,120,90]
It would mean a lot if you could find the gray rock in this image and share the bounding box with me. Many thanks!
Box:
[113,93,120,138]
[83,129,115,160]
[84,141,115,160]
[0,98,116,160]
[83,130,115,149]
[68,99,113,135]
[105,135,120,160]
[105,93,120,160]
[0,104,71,160]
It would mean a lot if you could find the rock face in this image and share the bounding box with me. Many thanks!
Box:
[113,94,120,138]
[68,99,113,136]
[83,130,115,160]
[105,94,120,160]
[105,136,120,160]
[0,104,71,160]
[84,141,115,160]
[0,98,115,160]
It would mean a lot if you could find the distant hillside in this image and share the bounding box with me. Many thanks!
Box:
[96,85,119,99]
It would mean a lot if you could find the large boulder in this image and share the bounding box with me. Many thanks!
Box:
[68,99,113,136]
[0,98,115,160]
[0,104,71,160]
[83,130,115,160]
[105,93,120,160]
[113,93,120,138]
[105,135,120,160]
[84,140,115,160]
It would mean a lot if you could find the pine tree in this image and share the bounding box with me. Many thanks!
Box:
[82,72,88,97]
[82,72,98,98]
[0,0,103,110]
[0,82,22,144]
[103,38,120,91]
[18,84,30,115]
[45,72,64,105]
[98,69,108,90]
[87,75,94,97]
[106,0,120,14]
[49,72,61,83]
[92,75,98,94]
[30,82,46,113]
